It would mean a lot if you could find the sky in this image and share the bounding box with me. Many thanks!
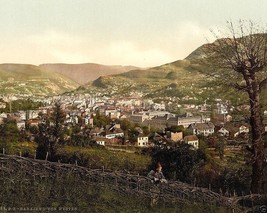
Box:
[0,0,267,67]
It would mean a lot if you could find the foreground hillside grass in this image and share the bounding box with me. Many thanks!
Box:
[56,145,151,173]
[2,141,151,173]
[0,157,229,213]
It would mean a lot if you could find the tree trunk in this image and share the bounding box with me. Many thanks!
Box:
[248,84,265,194]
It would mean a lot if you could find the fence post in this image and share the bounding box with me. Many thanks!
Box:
[45,152,48,162]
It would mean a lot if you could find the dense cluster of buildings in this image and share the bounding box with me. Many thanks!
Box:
[0,93,254,149]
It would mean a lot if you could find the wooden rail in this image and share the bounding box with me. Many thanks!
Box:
[0,154,266,211]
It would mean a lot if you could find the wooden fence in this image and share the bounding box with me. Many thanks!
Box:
[0,154,266,212]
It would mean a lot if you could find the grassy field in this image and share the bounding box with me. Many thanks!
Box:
[56,145,151,174]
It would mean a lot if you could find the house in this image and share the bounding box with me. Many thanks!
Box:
[234,125,249,137]
[152,103,166,111]
[217,127,229,137]
[225,115,233,122]
[103,128,124,139]
[148,115,168,127]
[18,111,27,120]
[170,132,183,142]
[183,135,199,149]
[27,118,40,127]
[84,116,93,126]
[105,108,120,119]
[27,110,39,119]
[129,113,149,123]
[188,122,215,136]
[0,113,7,119]
[216,103,228,114]
[176,116,210,128]
[93,136,106,146]
[137,136,149,147]
[17,121,26,130]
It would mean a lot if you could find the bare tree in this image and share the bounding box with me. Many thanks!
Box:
[203,21,267,194]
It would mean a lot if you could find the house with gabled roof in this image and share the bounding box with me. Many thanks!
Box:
[188,122,215,136]
[183,135,199,149]
[102,128,124,139]
[27,118,40,127]
[92,136,106,146]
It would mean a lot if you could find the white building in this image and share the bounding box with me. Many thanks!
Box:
[137,136,149,147]
[17,121,26,130]
[188,122,215,136]
[183,135,199,149]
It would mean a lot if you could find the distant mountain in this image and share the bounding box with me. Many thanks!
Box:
[0,64,79,96]
[39,63,140,85]
[78,58,208,100]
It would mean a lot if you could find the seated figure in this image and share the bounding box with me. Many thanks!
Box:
[147,162,167,184]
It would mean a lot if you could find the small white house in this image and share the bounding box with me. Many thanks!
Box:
[17,121,26,130]
[96,140,105,146]
[234,125,249,137]
[217,127,229,137]
[93,137,106,146]
[0,113,7,118]
[137,136,149,147]
[183,135,199,149]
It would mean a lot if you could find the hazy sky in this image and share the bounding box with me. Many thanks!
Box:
[0,0,266,67]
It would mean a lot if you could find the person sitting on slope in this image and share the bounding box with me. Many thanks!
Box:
[147,162,167,184]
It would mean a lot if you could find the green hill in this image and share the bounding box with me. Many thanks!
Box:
[80,57,207,100]
[0,64,79,96]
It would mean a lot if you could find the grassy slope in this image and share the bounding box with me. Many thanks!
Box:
[83,59,209,100]
[4,141,151,174]
[57,145,150,173]
[0,64,79,96]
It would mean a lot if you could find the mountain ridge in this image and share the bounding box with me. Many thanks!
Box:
[39,63,140,84]
[0,63,79,96]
